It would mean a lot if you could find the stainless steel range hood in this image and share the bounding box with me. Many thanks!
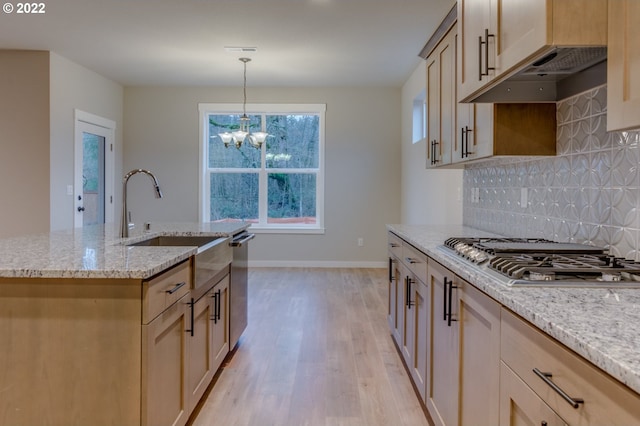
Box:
[465,46,607,103]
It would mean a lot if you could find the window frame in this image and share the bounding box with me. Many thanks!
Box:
[198,103,326,234]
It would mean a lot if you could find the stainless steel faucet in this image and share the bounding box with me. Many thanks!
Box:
[120,169,163,238]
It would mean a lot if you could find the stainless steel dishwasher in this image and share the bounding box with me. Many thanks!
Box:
[229,230,254,349]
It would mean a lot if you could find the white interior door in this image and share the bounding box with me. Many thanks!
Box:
[74,110,115,228]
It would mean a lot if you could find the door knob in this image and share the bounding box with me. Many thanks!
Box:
[77,206,85,212]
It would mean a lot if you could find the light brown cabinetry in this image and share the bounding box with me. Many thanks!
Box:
[211,274,230,372]
[424,21,557,168]
[0,254,234,426]
[458,280,501,426]
[607,0,640,131]
[426,260,459,426]
[426,24,456,168]
[388,232,429,401]
[143,293,190,426]
[387,232,403,345]
[500,361,568,426]
[458,0,607,102]
[500,308,640,425]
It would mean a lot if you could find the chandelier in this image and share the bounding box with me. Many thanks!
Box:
[218,57,268,149]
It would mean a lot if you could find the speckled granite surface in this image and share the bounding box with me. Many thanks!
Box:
[0,222,249,279]
[387,224,640,396]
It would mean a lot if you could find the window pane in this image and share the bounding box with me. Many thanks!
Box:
[267,173,316,224]
[265,115,319,168]
[208,114,261,168]
[210,173,258,222]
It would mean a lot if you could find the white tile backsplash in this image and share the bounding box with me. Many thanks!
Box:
[463,84,640,260]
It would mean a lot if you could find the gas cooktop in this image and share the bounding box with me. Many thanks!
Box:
[441,237,640,288]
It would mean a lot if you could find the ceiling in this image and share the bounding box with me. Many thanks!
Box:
[0,0,455,87]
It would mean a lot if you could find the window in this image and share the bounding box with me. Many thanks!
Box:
[412,88,426,144]
[199,103,325,233]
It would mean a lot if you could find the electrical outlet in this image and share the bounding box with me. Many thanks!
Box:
[357,238,364,247]
[520,188,528,208]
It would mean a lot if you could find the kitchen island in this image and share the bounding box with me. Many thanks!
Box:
[0,222,249,426]
[388,224,640,424]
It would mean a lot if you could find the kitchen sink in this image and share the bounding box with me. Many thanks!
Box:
[128,235,232,289]
[127,235,221,248]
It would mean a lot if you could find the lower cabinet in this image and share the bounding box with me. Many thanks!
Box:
[458,280,501,426]
[211,274,230,372]
[143,294,190,426]
[427,260,459,426]
[499,361,568,426]
[500,308,640,426]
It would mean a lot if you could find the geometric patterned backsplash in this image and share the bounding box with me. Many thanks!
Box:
[463,84,640,260]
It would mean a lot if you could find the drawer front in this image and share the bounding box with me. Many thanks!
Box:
[501,308,640,425]
[388,232,403,259]
[143,260,191,324]
[402,242,428,280]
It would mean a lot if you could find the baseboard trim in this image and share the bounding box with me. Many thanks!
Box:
[248,260,386,268]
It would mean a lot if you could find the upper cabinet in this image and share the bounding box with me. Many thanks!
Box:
[458,0,608,102]
[426,25,457,168]
[607,0,640,131]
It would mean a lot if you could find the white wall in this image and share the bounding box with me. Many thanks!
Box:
[123,86,401,266]
[49,53,124,231]
[400,61,463,224]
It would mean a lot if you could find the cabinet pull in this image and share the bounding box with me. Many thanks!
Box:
[211,289,222,324]
[405,276,415,309]
[443,277,449,321]
[432,140,439,164]
[404,257,419,265]
[460,127,466,158]
[165,281,186,295]
[186,297,194,336]
[389,242,400,248]
[216,289,221,322]
[443,277,457,326]
[447,278,458,327]
[388,258,395,282]
[532,368,584,409]
[479,28,495,79]
[464,126,473,158]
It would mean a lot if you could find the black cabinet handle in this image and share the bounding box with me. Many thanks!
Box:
[479,28,495,79]
[186,297,194,336]
[388,258,395,282]
[443,277,457,326]
[166,281,186,295]
[211,289,222,324]
[533,368,584,409]
[447,279,458,327]
[443,277,449,321]
[216,289,221,322]
[405,276,415,309]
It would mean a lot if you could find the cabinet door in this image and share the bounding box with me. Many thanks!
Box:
[495,0,548,74]
[607,0,640,131]
[387,255,402,345]
[142,295,190,426]
[188,292,214,413]
[427,261,459,426]
[410,278,429,402]
[458,0,494,100]
[500,362,568,426]
[401,265,415,368]
[427,26,456,167]
[458,281,501,426]
[212,274,230,372]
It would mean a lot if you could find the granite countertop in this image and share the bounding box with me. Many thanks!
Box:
[387,224,640,396]
[0,222,250,280]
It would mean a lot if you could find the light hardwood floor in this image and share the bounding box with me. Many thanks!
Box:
[189,267,431,426]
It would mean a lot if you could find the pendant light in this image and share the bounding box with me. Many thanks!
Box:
[218,57,268,149]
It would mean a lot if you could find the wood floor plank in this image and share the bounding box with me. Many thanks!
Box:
[189,268,429,426]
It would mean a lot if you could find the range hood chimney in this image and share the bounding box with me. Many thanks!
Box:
[463,46,607,103]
